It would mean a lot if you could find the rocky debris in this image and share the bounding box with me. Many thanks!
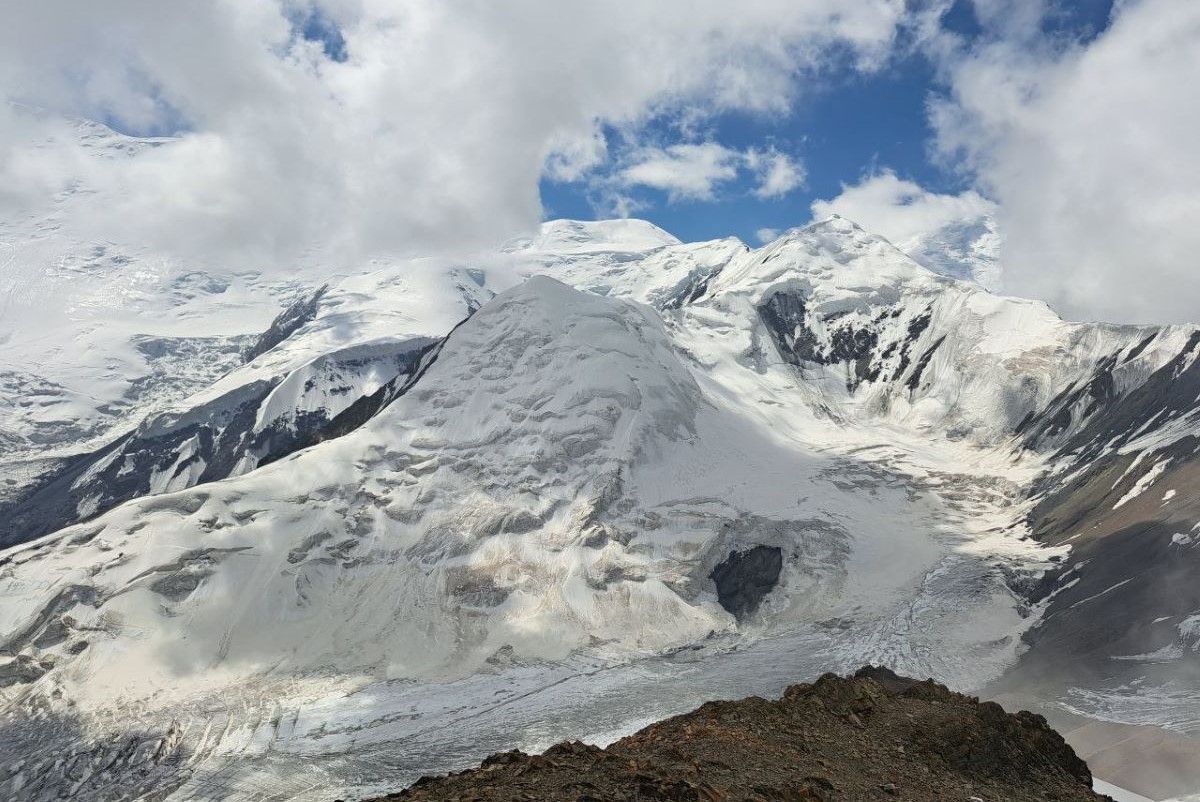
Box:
[369,667,1105,802]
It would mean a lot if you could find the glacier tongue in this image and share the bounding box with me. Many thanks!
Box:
[1,215,1199,800]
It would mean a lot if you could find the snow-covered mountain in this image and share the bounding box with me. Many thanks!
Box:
[0,264,490,548]
[1,214,1198,801]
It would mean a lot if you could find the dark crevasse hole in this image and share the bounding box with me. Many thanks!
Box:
[709,545,783,620]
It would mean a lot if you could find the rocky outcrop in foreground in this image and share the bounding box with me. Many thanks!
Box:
[369,667,1105,802]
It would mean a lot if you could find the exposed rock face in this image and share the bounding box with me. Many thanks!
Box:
[709,545,783,620]
[371,667,1103,802]
[241,284,328,363]
[993,330,1200,718]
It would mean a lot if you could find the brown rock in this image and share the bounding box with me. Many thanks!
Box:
[367,667,1107,802]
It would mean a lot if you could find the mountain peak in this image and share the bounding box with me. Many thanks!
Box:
[805,212,865,233]
[375,668,1099,802]
[710,213,946,309]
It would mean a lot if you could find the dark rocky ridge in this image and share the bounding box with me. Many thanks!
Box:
[242,284,328,362]
[1000,331,1200,694]
[368,667,1106,802]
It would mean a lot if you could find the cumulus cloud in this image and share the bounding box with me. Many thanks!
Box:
[747,147,806,198]
[614,142,805,203]
[618,143,742,202]
[0,0,904,272]
[928,0,1200,323]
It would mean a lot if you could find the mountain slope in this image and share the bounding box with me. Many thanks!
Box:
[0,216,1198,800]
[0,264,490,547]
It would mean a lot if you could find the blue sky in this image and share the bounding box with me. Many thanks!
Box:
[540,51,943,244]
[542,0,1118,245]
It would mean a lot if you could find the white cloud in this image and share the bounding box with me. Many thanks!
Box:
[615,142,805,204]
[0,0,905,272]
[811,170,1000,287]
[927,0,1200,323]
[747,147,806,198]
[607,192,648,219]
[617,143,742,202]
[756,227,781,243]
[542,125,609,183]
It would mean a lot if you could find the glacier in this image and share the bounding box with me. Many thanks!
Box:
[1,211,1199,800]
